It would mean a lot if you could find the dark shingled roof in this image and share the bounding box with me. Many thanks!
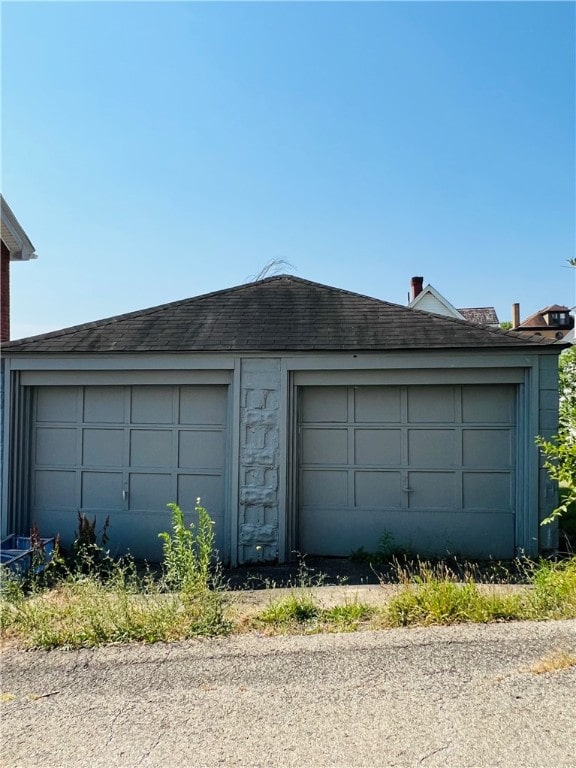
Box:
[458,307,499,325]
[2,275,560,354]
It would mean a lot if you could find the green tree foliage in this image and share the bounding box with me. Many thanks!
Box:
[537,345,576,524]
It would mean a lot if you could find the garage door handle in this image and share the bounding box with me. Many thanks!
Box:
[402,487,413,493]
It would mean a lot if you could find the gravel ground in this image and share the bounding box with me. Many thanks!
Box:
[2,619,575,768]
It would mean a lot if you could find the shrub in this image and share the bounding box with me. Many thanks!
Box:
[537,346,576,527]
[68,512,115,578]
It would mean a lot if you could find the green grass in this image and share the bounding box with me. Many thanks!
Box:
[383,557,576,628]
[249,594,375,634]
[2,556,576,648]
[384,578,523,627]
[0,501,229,649]
[249,557,576,634]
[0,572,229,649]
[524,556,576,619]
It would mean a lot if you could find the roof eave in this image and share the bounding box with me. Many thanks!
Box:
[0,195,37,261]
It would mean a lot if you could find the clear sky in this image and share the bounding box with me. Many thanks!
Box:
[2,0,575,340]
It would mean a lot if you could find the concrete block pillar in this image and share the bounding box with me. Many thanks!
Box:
[238,358,281,563]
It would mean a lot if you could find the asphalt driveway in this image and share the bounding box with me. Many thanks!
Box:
[2,619,575,767]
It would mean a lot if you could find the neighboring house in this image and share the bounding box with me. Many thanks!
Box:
[407,276,500,327]
[1,195,37,342]
[1,275,565,565]
[512,303,574,341]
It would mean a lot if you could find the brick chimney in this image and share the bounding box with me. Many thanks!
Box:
[512,303,520,329]
[410,276,424,301]
[1,241,10,342]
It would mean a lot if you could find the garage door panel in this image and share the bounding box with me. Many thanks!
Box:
[354,387,400,423]
[129,473,172,510]
[462,430,511,468]
[180,386,226,425]
[82,471,123,509]
[36,387,79,423]
[131,386,173,424]
[130,430,172,467]
[355,429,401,465]
[34,470,76,508]
[301,387,347,423]
[408,472,456,509]
[84,387,125,423]
[463,472,511,510]
[177,474,223,512]
[355,471,401,507]
[299,509,385,556]
[302,470,348,507]
[83,428,124,466]
[408,429,455,467]
[179,430,224,469]
[300,509,515,559]
[302,429,348,464]
[462,385,514,423]
[408,386,455,423]
[35,428,77,466]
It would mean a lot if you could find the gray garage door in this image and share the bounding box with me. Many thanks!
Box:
[31,385,228,561]
[298,384,516,559]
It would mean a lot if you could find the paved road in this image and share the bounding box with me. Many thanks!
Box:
[2,620,575,768]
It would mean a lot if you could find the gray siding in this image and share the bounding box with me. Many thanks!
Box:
[538,354,560,550]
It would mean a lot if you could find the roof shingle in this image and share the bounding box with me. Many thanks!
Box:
[2,275,560,354]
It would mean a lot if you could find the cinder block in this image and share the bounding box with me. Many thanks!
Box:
[245,389,266,409]
[265,391,279,411]
[264,468,278,490]
[239,523,277,544]
[244,409,278,427]
[242,446,276,465]
[240,487,276,506]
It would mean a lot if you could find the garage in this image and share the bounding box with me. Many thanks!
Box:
[1,274,563,563]
[30,383,228,561]
[298,383,517,559]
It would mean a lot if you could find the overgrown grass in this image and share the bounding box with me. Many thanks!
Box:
[384,575,522,627]
[524,556,576,619]
[248,557,576,634]
[251,594,375,634]
[0,502,229,649]
[2,544,576,646]
[1,577,227,649]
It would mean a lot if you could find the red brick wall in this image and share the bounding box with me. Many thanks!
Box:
[1,240,10,342]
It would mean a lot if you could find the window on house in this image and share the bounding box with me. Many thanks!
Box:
[548,312,567,326]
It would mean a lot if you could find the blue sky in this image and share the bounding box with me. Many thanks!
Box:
[2,1,575,339]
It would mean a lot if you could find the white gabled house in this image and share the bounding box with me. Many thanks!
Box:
[407,276,500,328]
